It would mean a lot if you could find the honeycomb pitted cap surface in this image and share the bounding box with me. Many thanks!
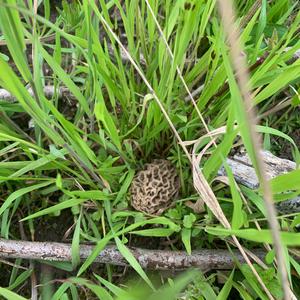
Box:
[130,159,180,215]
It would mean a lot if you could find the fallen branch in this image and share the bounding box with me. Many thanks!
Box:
[0,238,267,271]
[218,150,300,214]
[0,86,70,103]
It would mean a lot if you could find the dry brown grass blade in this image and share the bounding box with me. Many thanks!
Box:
[216,0,293,299]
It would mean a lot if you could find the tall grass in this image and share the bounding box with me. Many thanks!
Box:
[0,0,300,299]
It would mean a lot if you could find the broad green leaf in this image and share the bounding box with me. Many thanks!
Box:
[198,64,227,110]
[164,0,185,38]
[183,213,196,229]
[174,0,203,65]
[181,228,191,255]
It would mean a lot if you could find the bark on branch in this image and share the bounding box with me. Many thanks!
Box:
[0,86,70,103]
[0,238,268,271]
[218,150,300,214]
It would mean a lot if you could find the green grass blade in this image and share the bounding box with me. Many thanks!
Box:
[21,198,87,221]
[0,181,53,215]
[114,236,155,290]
